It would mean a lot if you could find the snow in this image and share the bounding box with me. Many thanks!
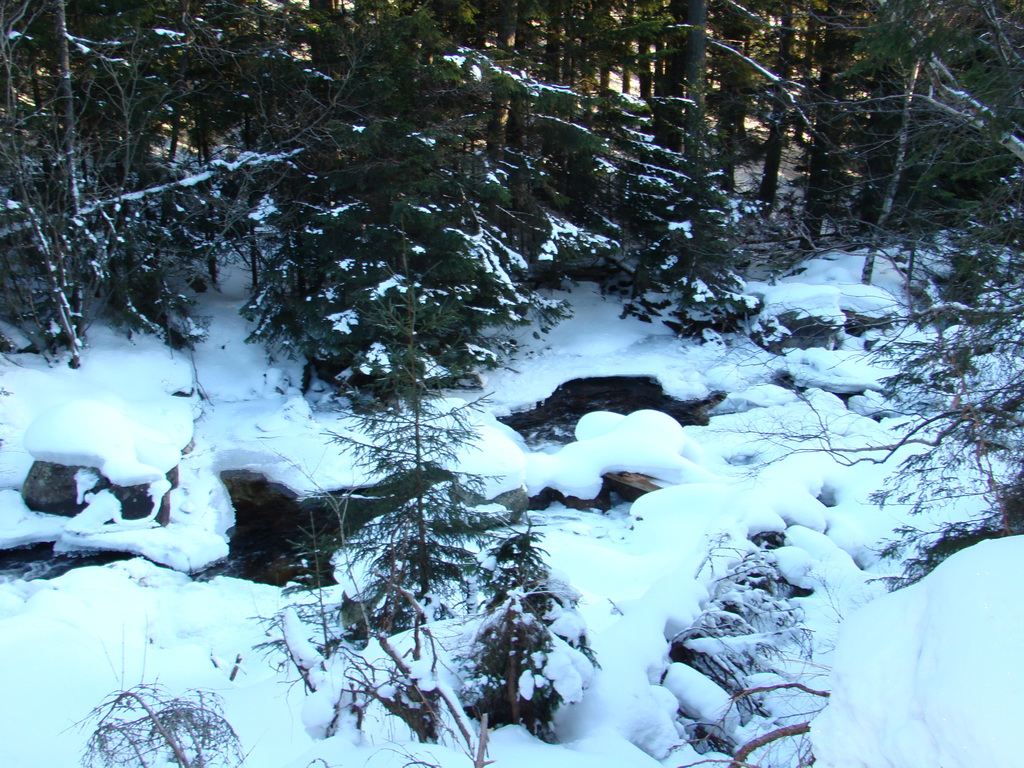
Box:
[662,662,737,732]
[24,398,184,486]
[0,490,67,547]
[453,418,527,498]
[525,409,723,498]
[751,282,846,326]
[812,537,1024,768]
[480,282,710,415]
[0,249,1009,768]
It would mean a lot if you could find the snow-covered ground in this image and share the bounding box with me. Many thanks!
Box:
[0,252,1010,768]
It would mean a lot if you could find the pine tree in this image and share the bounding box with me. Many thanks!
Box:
[460,527,595,741]
[330,274,507,636]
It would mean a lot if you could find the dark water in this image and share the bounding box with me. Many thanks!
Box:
[498,375,724,445]
[0,542,131,582]
[194,496,346,586]
[194,473,378,586]
[0,493,371,588]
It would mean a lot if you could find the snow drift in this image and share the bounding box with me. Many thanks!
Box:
[812,537,1024,768]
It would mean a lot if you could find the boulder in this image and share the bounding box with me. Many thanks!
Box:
[458,485,530,521]
[21,462,99,517]
[220,469,299,508]
[771,310,842,352]
[489,487,530,519]
[21,460,175,525]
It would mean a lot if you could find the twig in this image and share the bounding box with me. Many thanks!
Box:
[474,713,494,768]
[732,682,830,700]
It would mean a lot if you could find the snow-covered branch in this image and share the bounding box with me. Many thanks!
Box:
[919,56,1024,164]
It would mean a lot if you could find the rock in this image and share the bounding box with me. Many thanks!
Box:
[22,462,102,517]
[114,466,176,523]
[529,472,663,511]
[771,310,842,352]
[220,469,299,507]
[21,459,176,524]
[844,311,891,338]
[458,485,530,521]
[529,486,611,512]
[489,487,530,519]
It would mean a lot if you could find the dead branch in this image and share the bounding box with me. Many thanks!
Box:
[730,721,811,768]
[733,682,830,700]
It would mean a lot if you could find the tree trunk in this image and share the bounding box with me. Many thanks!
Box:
[53,0,80,215]
[803,3,854,244]
[498,0,518,50]
[309,0,340,72]
[757,3,795,207]
[682,0,708,164]
[51,0,84,368]
[653,0,707,159]
[638,42,653,100]
[860,60,922,286]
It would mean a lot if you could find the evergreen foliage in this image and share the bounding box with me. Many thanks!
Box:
[3,0,1024,608]
[4,0,1024,370]
[460,527,595,741]
[327,281,507,635]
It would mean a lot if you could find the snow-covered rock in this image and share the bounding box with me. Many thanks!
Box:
[23,398,188,487]
[525,409,723,499]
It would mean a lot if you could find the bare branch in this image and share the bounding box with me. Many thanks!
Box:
[730,721,811,768]
[733,682,830,700]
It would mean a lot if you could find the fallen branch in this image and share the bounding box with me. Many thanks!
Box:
[730,721,811,768]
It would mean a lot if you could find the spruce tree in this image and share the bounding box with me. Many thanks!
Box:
[460,527,595,741]
[276,272,513,745]
[592,92,750,333]
[330,272,507,636]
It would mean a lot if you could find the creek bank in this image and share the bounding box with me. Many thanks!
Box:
[4,376,725,585]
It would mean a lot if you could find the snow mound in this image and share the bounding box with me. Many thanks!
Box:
[773,252,903,320]
[23,398,187,486]
[752,283,845,326]
[525,409,723,498]
[0,490,66,548]
[812,537,1024,768]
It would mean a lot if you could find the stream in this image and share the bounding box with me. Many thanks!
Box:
[0,376,719,586]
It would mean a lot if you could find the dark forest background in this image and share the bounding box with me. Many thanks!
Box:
[2,0,1023,382]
